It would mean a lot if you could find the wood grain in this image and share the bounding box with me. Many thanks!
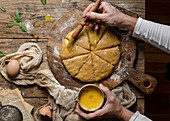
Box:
[145,0,170,120]
[0,0,146,119]
[0,0,145,39]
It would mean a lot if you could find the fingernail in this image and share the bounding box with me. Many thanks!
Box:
[95,26,98,30]
[86,13,90,17]
[89,23,93,28]
[99,83,104,87]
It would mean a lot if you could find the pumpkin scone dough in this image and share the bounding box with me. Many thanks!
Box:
[66,26,90,50]
[87,25,106,50]
[62,54,89,76]
[95,27,120,50]
[92,53,114,81]
[60,39,90,60]
[94,46,120,65]
[60,25,120,82]
[75,54,95,82]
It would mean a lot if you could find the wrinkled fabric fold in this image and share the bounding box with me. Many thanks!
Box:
[133,17,170,54]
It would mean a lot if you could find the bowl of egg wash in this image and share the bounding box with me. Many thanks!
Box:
[78,84,105,112]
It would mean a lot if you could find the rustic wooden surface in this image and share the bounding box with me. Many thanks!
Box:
[0,0,145,120]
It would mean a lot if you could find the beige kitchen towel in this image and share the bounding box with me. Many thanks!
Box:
[0,43,136,121]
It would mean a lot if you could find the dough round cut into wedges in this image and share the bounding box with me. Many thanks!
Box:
[66,26,90,50]
[94,46,120,65]
[91,53,114,81]
[62,54,89,77]
[87,25,107,50]
[60,39,90,60]
[95,27,120,50]
[75,54,95,82]
[60,26,120,82]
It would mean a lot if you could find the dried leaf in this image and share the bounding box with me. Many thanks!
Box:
[41,0,46,5]
[33,21,41,28]
[6,24,14,28]
[19,22,27,32]
[0,7,6,12]
[16,10,19,18]
[0,52,5,57]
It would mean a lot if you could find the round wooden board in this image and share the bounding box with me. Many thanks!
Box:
[47,8,137,91]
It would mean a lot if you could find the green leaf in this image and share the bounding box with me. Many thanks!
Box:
[19,22,27,32]
[0,7,6,12]
[16,10,19,18]
[6,24,14,28]
[0,52,5,57]
[12,18,18,25]
[41,0,46,5]
[14,18,22,23]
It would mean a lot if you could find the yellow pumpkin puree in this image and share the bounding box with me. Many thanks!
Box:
[79,86,103,109]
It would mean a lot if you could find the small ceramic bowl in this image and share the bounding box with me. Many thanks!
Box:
[0,105,23,121]
[78,84,104,112]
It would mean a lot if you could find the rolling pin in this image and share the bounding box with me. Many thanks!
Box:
[67,0,101,51]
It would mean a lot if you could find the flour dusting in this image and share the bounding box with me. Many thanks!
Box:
[58,15,77,33]
[54,47,60,57]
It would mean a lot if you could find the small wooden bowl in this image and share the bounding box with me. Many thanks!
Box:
[78,84,104,112]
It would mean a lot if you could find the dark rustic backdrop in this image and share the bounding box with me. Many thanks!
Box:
[145,0,170,120]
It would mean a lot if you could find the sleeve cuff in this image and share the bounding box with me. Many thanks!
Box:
[129,111,140,121]
[129,111,152,121]
[132,17,143,38]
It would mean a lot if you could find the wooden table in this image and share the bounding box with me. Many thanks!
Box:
[0,0,145,119]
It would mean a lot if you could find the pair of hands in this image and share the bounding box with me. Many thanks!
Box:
[82,1,137,31]
[75,84,134,120]
[75,2,136,120]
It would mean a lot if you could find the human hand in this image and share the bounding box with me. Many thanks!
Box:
[75,84,134,120]
[83,1,137,31]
